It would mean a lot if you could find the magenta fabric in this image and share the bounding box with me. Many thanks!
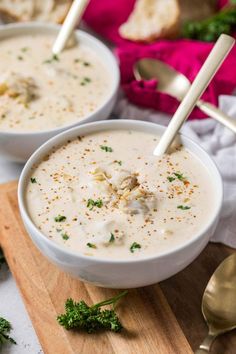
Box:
[83,0,236,119]
[116,40,236,118]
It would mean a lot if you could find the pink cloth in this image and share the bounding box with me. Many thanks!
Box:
[84,0,236,119]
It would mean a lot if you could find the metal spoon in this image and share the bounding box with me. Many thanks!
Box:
[134,58,236,134]
[195,253,236,353]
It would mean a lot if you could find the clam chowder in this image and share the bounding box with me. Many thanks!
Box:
[0,34,111,132]
[26,129,216,259]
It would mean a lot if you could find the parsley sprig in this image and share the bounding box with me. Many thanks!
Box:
[0,317,16,346]
[87,198,103,210]
[130,242,141,253]
[177,205,191,210]
[54,215,67,222]
[100,145,113,152]
[57,291,127,333]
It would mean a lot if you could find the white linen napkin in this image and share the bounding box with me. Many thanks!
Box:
[114,94,236,248]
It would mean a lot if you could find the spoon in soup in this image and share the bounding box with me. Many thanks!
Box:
[144,34,235,156]
[195,253,236,353]
[134,59,236,134]
[52,0,90,55]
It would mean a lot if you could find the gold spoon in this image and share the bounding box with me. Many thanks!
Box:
[134,58,236,134]
[195,253,236,353]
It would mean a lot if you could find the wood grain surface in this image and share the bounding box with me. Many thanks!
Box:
[0,181,235,354]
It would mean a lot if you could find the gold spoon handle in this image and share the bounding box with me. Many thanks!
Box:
[195,333,217,353]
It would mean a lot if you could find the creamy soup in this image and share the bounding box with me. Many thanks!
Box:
[26,129,216,259]
[0,34,111,132]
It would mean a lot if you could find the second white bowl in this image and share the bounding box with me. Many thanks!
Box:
[0,23,119,162]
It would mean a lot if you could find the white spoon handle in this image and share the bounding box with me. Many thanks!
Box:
[52,0,89,55]
[154,34,235,156]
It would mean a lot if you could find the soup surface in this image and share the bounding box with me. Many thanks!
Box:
[26,129,216,259]
[0,33,111,132]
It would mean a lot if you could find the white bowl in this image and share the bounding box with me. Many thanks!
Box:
[0,23,119,162]
[18,120,223,288]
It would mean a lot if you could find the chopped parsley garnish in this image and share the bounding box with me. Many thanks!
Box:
[74,58,81,63]
[54,215,67,222]
[167,176,175,182]
[100,145,113,152]
[114,160,122,166]
[173,172,187,181]
[57,291,127,333]
[61,232,69,240]
[21,47,29,52]
[56,228,62,232]
[109,233,115,243]
[17,56,23,61]
[83,61,91,66]
[0,317,16,346]
[80,77,92,86]
[177,205,191,210]
[87,198,103,210]
[30,177,37,184]
[130,242,141,253]
[87,243,97,249]
[43,54,59,64]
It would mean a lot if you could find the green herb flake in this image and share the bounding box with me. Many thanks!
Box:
[17,56,23,61]
[43,54,59,64]
[54,215,67,222]
[87,242,97,249]
[109,233,115,243]
[56,228,62,232]
[62,232,69,240]
[0,317,16,346]
[30,177,37,184]
[114,160,122,166]
[21,47,29,52]
[74,58,81,63]
[130,242,141,253]
[167,176,175,182]
[173,172,187,181]
[100,145,113,152]
[177,205,191,210]
[83,61,91,66]
[57,290,127,333]
[87,198,103,210]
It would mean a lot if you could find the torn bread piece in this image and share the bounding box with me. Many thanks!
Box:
[119,0,180,42]
[0,0,72,24]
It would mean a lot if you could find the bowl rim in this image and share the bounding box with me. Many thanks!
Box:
[0,22,120,136]
[18,119,223,264]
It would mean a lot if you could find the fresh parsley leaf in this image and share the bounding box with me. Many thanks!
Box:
[87,243,97,249]
[130,242,141,253]
[30,177,37,184]
[173,172,187,181]
[0,317,16,346]
[109,233,115,243]
[57,291,127,333]
[43,54,59,64]
[87,198,103,210]
[167,176,175,182]
[54,215,67,222]
[183,7,236,42]
[61,232,69,240]
[177,205,191,210]
[100,145,113,152]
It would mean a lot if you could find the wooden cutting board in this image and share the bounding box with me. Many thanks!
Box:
[0,181,235,354]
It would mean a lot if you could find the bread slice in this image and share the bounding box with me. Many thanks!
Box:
[0,0,72,24]
[119,0,180,42]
